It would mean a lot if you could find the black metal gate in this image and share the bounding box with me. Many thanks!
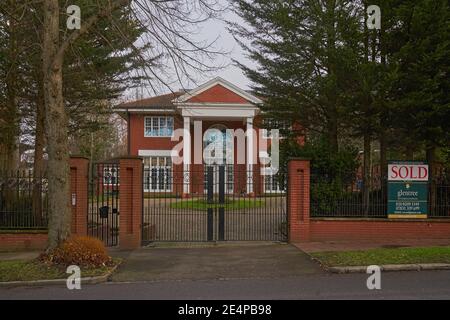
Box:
[142,165,287,244]
[88,162,119,246]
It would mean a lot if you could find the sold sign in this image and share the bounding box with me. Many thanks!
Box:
[388,163,429,181]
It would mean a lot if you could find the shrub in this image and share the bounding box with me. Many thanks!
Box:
[40,236,112,268]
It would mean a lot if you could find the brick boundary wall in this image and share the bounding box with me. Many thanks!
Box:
[0,232,48,251]
[1,156,145,251]
[119,157,143,249]
[288,158,450,243]
[309,218,450,241]
[0,156,89,251]
[70,156,89,236]
[287,158,310,242]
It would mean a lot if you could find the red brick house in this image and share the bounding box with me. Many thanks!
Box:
[115,77,283,196]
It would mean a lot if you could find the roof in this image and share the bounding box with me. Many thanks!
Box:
[114,77,264,111]
[174,77,263,105]
[115,91,185,109]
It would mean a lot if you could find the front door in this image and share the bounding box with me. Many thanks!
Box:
[203,124,233,194]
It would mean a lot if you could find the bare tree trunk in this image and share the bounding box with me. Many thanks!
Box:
[327,117,339,154]
[2,2,20,204]
[324,0,339,155]
[32,77,46,225]
[379,133,387,175]
[89,132,95,179]
[43,0,71,250]
[4,0,19,173]
[379,132,388,210]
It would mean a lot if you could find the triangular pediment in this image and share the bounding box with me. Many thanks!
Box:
[174,77,262,105]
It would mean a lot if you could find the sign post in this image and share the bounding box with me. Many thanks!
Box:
[387,161,428,219]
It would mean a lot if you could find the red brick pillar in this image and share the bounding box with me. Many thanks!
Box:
[70,156,89,236]
[119,157,143,249]
[288,158,310,242]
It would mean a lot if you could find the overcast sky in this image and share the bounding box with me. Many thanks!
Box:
[126,3,255,101]
[195,7,254,90]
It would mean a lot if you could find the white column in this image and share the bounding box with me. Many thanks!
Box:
[246,117,254,194]
[183,116,191,194]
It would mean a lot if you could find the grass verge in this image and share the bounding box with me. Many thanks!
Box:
[0,259,120,282]
[170,199,265,210]
[311,246,450,267]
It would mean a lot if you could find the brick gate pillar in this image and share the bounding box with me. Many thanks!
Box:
[70,156,89,236]
[288,158,311,242]
[119,157,143,249]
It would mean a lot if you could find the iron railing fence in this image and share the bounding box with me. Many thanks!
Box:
[429,172,450,218]
[88,162,120,247]
[310,169,450,218]
[0,170,48,229]
[142,164,288,243]
[310,171,387,218]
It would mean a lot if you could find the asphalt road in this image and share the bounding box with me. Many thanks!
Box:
[1,270,449,300]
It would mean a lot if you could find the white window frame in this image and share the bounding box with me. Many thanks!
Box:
[263,174,285,194]
[102,165,119,186]
[141,153,173,192]
[261,119,288,139]
[260,156,285,194]
[144,116,174,137]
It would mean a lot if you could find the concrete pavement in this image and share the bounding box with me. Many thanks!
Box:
[110,243,322,282]
[1,243,449,299]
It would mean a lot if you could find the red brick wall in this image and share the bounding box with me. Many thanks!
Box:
[309,219,450,241]
[287,158,450,243]
[129,116,269,195]
[119,157,143,249]
[0,156,89,251]
[0,232,48,251]
[70,157,89,236]
[129,113,183,155]
[287,159,310,242]
[187,84,250,103]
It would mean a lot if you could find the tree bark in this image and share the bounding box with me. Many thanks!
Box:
[32,76,46,225]
[325,0,339,154]
[379,132,388,208]
[1,1,20,205]
[43,0,71,250]
[41,0,130,250]
[3,0,20,173]
[379,133,387,176]
[327,117,339,154]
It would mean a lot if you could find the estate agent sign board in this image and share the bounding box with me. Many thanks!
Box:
[387,161,429,219]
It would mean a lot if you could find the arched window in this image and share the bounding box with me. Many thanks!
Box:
[203,124,233,165]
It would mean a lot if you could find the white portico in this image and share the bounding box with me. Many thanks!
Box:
[173,77,263,194]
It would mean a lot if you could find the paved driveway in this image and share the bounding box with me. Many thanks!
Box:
[110,243,322,282]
